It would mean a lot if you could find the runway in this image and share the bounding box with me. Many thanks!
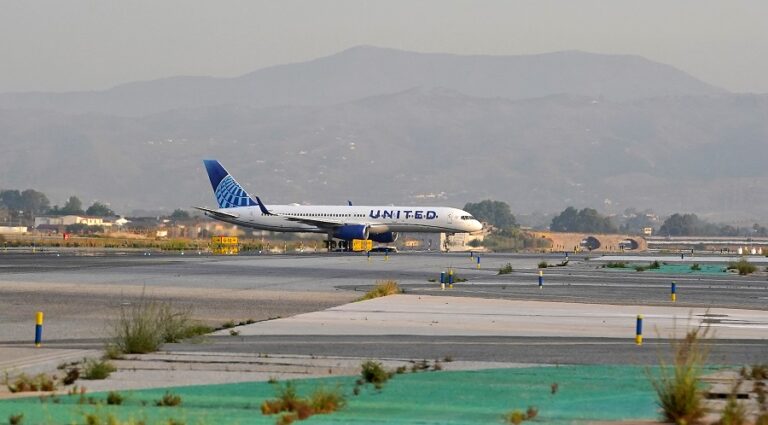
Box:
[1,251,767,370]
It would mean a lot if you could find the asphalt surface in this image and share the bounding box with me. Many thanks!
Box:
[167,335,768,365]
[2,250,767,365]
[6,335,765,366]
[2,251,767,307]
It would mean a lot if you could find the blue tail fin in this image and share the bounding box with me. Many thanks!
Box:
[203,160,258,208]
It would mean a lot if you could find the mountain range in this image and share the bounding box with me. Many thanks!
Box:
[1,46,765,220]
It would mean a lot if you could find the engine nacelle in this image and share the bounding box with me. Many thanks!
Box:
[333,224,369,241]
[369,232,399,243]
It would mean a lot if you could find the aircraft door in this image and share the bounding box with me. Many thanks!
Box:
[447,212,453,225]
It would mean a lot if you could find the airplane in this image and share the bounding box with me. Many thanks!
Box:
[196,160,483,247]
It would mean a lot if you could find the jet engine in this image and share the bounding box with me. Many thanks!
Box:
[333,224,369,240]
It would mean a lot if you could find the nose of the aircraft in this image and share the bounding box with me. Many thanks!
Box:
[471,220,483,232]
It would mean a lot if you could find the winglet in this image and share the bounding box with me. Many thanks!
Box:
[255,196,272,215]
[347,200,353,206]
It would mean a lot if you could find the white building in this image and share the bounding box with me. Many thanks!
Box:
[34,215,113,228]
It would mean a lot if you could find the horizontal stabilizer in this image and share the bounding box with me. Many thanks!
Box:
[193,206,239,219]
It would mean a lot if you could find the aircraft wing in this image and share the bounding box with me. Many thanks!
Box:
[281,215,344,227]
[277,215,389,234]
[255,196,356,229]
[193,206,239,219]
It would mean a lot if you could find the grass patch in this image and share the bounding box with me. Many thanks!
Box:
[110,292,208,355]
[605,261,627,268]
[636,260,662,272]
[358,280,401,301]
[648,325,709,425]
[498,263,514,275]
[82,359,116,380]
[537,261,548,269]
[727,259,757,275]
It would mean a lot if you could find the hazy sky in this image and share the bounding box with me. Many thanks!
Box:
[2,0,767,93]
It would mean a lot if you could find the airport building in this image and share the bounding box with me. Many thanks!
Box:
[34,215,127,231]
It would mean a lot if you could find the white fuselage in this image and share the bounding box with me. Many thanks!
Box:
[208,205,482,235]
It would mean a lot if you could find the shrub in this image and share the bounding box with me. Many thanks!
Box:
[79,412,143,425]
[360,360,389,384]
[110,294,204,354]
[649,326,709,425]
[750,364,768,380]
[8,414,23,425]
[358,280,401,301]
[525,406,538,420]
[635,265,648,272]
[162,309,212,342]
[261,382,305,415]
[650,260,661,269]
[276,413,297,425]
[62,368,80,385]
[605,261,627,268]
[261,381,344,421]
[106,391,124,405]
[104,344,125,360]
[156,391,182,407]
[727,259,757,276]
[537,261,548,269]
[411,359,430,372]
[309,386,346,414]
[83,359,116,380]
[498,263,514,275]
[6,373,56,393]
[504,407,539,424]
[504,410,526,425]
[111,298,165,354]
[719,389,747,425]
[690,263,701,271]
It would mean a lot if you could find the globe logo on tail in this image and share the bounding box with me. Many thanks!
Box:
[215,175,257,208]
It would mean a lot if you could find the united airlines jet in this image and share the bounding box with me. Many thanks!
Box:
[196,160,483,245]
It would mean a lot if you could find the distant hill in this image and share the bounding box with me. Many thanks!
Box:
[0,46,724,117]
[1,89,767,220]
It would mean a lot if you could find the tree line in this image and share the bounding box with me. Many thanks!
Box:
[1,189,115,217]
[463,199,768,237]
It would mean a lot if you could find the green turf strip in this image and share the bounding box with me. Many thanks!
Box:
[0,365,662,424]
[605,263,727,274]
[650,264,726,274]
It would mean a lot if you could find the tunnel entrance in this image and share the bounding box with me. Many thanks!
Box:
[618,239,639,250]
[580,236,601,251]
